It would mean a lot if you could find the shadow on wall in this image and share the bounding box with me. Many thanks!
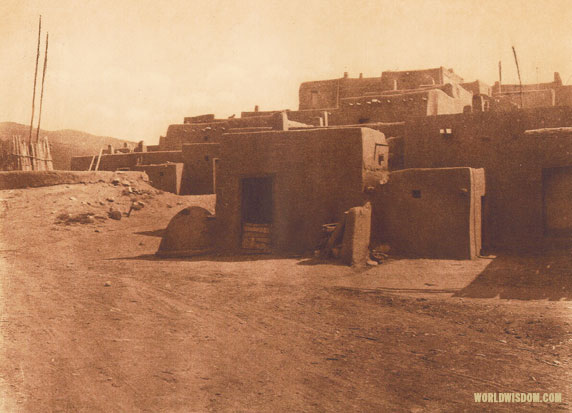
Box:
[455,252,572,301]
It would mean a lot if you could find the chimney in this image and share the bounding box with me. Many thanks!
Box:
[254,105,259,112]
[359,73,363,79]
[272,111,289,131]
[343,72,348,79]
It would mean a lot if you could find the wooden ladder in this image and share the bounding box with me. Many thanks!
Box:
[88,148,103,171]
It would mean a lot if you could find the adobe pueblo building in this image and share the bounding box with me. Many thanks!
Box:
[72,66,572,261]
[214,127,388,254]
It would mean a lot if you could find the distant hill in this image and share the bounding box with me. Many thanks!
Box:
[0,122,136,170]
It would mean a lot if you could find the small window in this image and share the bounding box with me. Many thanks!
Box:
[159,171,165,177]
[205,155,210,162]
[377,154,385,165]
[203,136,209,141]
[439,128,453,138]
[412,189,421,198]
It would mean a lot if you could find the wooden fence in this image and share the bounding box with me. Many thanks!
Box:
[0,135,54,171]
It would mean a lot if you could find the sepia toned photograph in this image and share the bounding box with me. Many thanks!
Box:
[0,0,570,411]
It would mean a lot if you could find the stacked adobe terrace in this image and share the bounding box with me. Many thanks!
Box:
[71,66,572,257]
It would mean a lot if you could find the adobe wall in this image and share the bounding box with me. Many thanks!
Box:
[492,73,562,94]
[133,163,183,194]
[163,123,228,150]
[162,114,284,150]
[181,143,220,195]
[555,85,572,106]
[372,167,485,259]
[543,165,572,236]
[183,114,217,124]
[71,145,220,195]
[339,77,384,99]
[461,80,492,97]
[403,107,572,251]
[326,88,471,124]
[492,89,555,110]
[298,68,465,111]
[338,91,430,121]
[430,84,473,114]
[490,74,572,108]
[380,67,462,90]
[215,127,388,253]
[298,78,343,110]
[0,170,147,189]
[70,151,183,171]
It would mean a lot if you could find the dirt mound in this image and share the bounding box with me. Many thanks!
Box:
[0,176,215,239]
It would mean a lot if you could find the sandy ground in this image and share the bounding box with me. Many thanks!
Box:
[0,179,570,412]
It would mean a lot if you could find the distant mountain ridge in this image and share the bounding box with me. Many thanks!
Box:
[0,122,136,170]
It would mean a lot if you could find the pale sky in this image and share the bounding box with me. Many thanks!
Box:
[1,0,571,144]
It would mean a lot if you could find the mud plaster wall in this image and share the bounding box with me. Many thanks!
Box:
[299,77,394,110]
[215,127,388,253]
[555,86,572,107]
[373,167,485,259]
[493,89,555,109]
[298,78,343,110]
[133,163,183,194]
[298,68,465,110]
[163,123,228,150]
[328,88,472,124]
[461,80,492,97]
[71,146,219,195]
[0,171,148,189]
[403,107,572,251]
[163,115,280,150]
[380,67,462,90]
[181,143,220,195]
[70,151,183,171]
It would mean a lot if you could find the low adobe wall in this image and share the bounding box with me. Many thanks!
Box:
[372,167,485,259]
[70,151,183,171]
[133,164,183,194]
[403,107,572,251]
[0,171,148,190]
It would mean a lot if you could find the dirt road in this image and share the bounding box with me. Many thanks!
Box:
[0,180,570,412]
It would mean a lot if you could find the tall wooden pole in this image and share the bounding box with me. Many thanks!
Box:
[35,33,49,144]
[498,61,502,94]
[29,16,42,143]
[512,46,524,108]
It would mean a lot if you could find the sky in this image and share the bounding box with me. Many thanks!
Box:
[1,0,571,144]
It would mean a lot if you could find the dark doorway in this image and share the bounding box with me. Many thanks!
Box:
[543,166,572,237]
[241,177,273,224]
[241,177,273,252]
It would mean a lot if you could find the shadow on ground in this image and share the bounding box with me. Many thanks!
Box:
[108,252,306,263]
[295,257,349,266]
[134,229,165,238]
[455,251,572,301]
